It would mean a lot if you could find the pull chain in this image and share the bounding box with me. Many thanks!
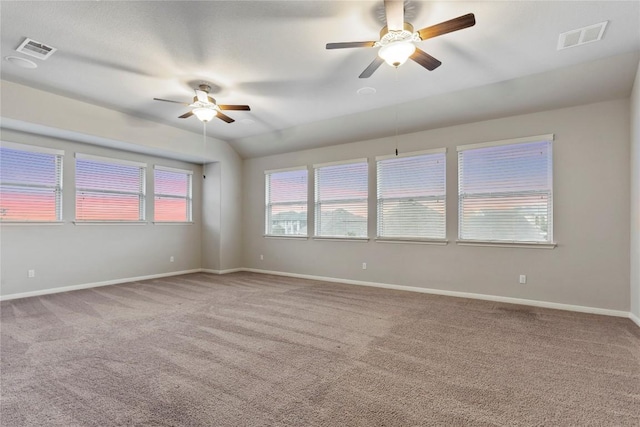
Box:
[394,67,399,156]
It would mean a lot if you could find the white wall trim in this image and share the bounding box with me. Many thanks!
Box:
[0,269,202,301]
[242,268,630,319]
[629,312,640,328]
[201,268,244,275]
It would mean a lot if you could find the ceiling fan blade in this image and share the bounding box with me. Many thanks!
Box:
[195,89,209,103]
[326,41,376,50]
[154,98,189,106]
[218,105,251,111]
[216,112,235,123]
[384,0,405,31]
[410,48,442,71]
[418,13,476,41]
[178,111,194,119]
[359,56,385,79]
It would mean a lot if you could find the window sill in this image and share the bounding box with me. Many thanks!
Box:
[73,221,148,226]
[264,235,308,240]
[313,237,369,242]
[456,240,557,249]
[0,221,65,226]
[153,221,194,225]
[376,238,448,246]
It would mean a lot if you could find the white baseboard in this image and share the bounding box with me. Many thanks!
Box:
[0,269,202,301]
[201,268,244,275]
[243,268,630,319]
[630,312,640,327]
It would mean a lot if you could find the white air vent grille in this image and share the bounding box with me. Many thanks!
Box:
[558,21,608,50]
[16,38,57,60]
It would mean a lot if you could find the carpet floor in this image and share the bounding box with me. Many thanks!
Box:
[1,272,639,426]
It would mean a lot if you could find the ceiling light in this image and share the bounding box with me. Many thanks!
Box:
[193,108,217,122]
[378,41,416,67]
[357,87,377,96]
[4,56,37,69]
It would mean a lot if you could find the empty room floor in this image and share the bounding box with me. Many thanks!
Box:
[1,272,639,426]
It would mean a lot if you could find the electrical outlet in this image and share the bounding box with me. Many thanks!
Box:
[260,254,264,260]
[28,269,35,278]
[519,274,527,284]
[170,256,174,262]
[362,262,367,270]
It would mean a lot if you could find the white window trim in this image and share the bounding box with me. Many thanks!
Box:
[376,150,447,241]
[75,153,146,222]
[312,237,369,242]
[1,141,64,222]
[376,147,447,161]
[313,158,368,169]
[457,135,555,245]
[456,134,555,152]
[265,166,309,237]
[153,166,193,223]
[1,141,64,156]
[75,152,146,168]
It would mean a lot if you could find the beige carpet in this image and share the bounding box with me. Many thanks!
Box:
[1,272,639,426]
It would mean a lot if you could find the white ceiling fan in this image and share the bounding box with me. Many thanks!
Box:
[326,0,476,78]
[154,84,251,123]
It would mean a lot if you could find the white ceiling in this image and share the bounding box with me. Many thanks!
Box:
[1,1,639,159]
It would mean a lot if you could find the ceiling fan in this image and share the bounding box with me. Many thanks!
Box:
[326,0,475,78]
[153,84,250,123]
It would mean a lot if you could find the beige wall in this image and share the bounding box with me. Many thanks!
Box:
[0,80,244,296]
[631,61,640,319]
[243,99,631,311]
[0,129,203,295]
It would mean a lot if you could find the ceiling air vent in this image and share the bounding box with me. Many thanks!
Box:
[558,21,608,50]
[16,38,57,60]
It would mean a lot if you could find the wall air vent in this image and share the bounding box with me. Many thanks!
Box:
[16,38,57,60]
[558,21,608,50]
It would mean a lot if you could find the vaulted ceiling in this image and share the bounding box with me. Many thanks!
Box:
[1,1,639,158]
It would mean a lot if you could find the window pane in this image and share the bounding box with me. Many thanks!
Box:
[154,168,191,222]
[315,161,368,238]
[155,197,188,222]
[76,156,144,221]
[0,146,62,221]
[377,152,446,239]
[266,169,307,235]
[458,140,553,242]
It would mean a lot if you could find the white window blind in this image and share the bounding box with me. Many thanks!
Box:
[0,142,63,221]
[458,136,553,243]
[265,167,308,236]
[314,159,368,238]
[154,166,193,222]
[75,154,146,221]
[377,150,446,239]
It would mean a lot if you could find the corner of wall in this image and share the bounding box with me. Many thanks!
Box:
[630,59,640,318]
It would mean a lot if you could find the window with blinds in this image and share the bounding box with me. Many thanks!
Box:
[75,153,146,221]
[0,142,63,222]
[458,135,553,243]
[265,167,308,236]
[154,166,193,222]
[314,159,368,238]
[377,149,446,240]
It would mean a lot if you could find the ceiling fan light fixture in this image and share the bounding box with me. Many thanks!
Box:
[378,41,416,67]
[193,107,217,122]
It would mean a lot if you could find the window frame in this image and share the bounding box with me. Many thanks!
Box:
[264,166,308,238]
[0,141,64,224]
[153,165,193,224]
[313,158,369,241]
[74,153,147,224]
[376,148,448,244]
[456,134,556,248]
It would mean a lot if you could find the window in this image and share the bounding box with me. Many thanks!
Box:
[457,135,553,243]
[265,167,308,236]
[377,149,446,240]
[314,159,368,238]
[0,142,63,222]
[75,153,146,222]
[154,166,193,222]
